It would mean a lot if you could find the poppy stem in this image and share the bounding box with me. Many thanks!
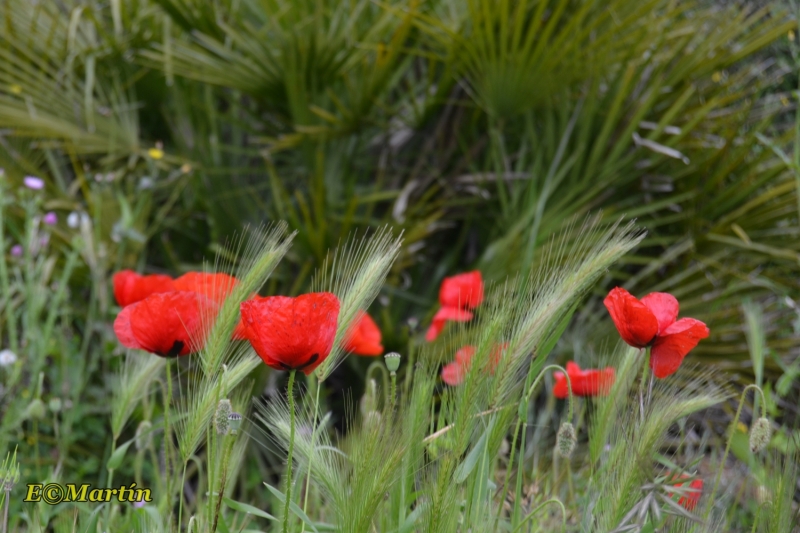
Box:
[389,372,397,412]
[282,370,297,533]
[300,376,322,532]
[164,359,174,524]
[637,348,650,424]
[705,384,767,522]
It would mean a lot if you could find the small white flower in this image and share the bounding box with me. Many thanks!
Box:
[67,211,80,228]
[0,349,18,366]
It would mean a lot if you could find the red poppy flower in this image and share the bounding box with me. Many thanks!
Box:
[113,270,175,307]
[343,311,383,356]
[173,272,240,304]
[239,292,340,375]
[553,362,615,398]
[426,271,484,341]
[113,292,216,357]
[441,343,507,385]
[603,287,709,379]
[669,476,703,511]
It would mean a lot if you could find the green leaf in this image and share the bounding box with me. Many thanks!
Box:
[454,416,497,484]
[223,497,277,522]
[263,483,319,533]
[106,438,135,471]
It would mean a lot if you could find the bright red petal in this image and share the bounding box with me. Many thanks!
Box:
[239,293,340,375]
[174,272,239,304]
[344,311,384,356]
[439,271,484,310]
[578,367,616,396]
[231,319,248,341]
[128,292,215,357]
[553,373,569,398]
[603,287,659,348]
[676,478,703,511]
[114,305,143,349]
[641,292,679,334]
[424,307,474,342]
[113,270,175,307]
[454,345,476,364]
[650,318,710,378]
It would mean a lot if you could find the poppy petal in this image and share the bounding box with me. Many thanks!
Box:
[553,373,569,398]
[128,292,215,357]
[603,287,659,348]
[113,305,143,350]
[174,272,239,304]
[641,292,679,334]
[442,361,466,385]
[439,271,484,310]
[113,270,175,308]
[239,293,340,375]
[650,318,710,378]
[424,307,474,341]
[344,311,384,356]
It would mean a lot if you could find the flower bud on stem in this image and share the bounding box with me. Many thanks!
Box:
[706,384,768,521]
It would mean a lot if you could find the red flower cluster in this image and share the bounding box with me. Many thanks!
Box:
[604,288,709,378]
[553,362,615,398]
[426,271,484,341]
[441,343,507,385]
[343,311,383,356]
[113,271,228,357]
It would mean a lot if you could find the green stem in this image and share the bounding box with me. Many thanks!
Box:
[512,498,566,533]
[164,360,174,524]
[494,417,521,529]
[389,372,397,413]
[282,370,297,533]
[3,488,10,533]
[637,348,650,424]
[705,384,767,521]
[300,376,322,533]
[177,462,188,529]
[211,435,235,533]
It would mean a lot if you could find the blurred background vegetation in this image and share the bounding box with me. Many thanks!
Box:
[0,0,799,524]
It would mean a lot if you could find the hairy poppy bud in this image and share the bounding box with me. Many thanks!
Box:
[384,352,401,373]
[228,412,243,435]
[135,420,153,451]
[26,399,46,420]
[749,417,771,453]
[556,422,576,458]
[215,399,232,435]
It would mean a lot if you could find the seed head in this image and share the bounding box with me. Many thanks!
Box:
[228,412,243,435]
[384,352,401,373]
[26,399,46,420]
[215,399,232,435]
[135,420,153,451]
[556,422,576,458]
[749,417,771,453]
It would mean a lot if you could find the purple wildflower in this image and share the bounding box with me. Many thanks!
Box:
[10,245,22,257]
[23,176,44,190]
[44,212,57,225]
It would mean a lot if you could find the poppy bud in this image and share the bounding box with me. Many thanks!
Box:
[384,352,401,373]
[228,412,243,435]
[749,417,771,453]
[26,399,46,420]
[135,420,153,451]
[215,399,232,435]
[556,422,576,458]
[48,398,62,413]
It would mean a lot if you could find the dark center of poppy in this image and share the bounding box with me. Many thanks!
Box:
[278,353,319,371]
[163,340,185,358]
[645,334,658,347]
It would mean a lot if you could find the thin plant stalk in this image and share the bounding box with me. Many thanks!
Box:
[211,435,235,533]
[705,384,767,520]
[300,376,322,532]
[2,487,9,533]
[512,498,566,533]
[178,462,188,529]
[282,370,297,533]
[164,360,174,523]
[389,371,397,413]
